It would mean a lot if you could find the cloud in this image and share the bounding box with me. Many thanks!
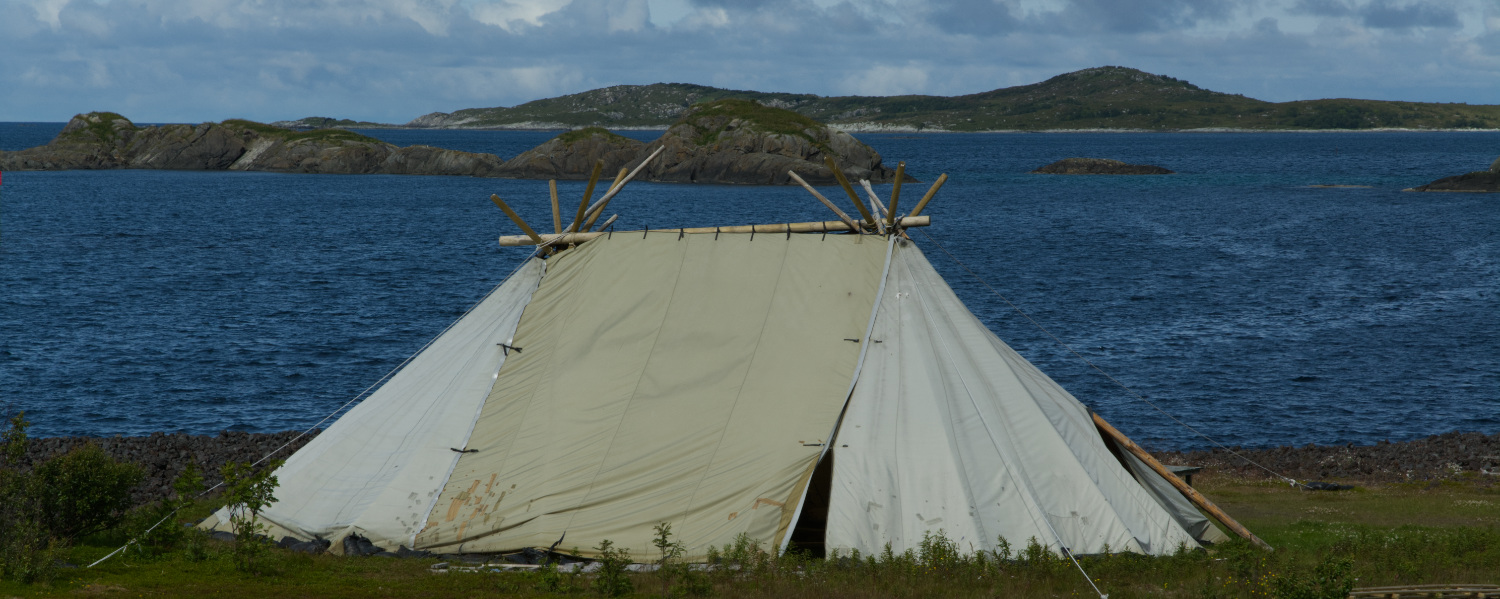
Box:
[1359,0,1460,29]
[1291,0,1353,17]
[471,0,572,32]
[840,64,931,96]
[926,0,1023,36]
[0,0,1496,123]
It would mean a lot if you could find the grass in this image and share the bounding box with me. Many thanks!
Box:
[4,476,1496,598]
[679,99,829,150]
[57,112,134,143]
[219,119,384,144]
[555,127,635,147]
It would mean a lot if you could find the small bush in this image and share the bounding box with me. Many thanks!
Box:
[221,460,282,574]
[31,443,143,541]
[126,462,207,558]
[592,539,634,597]
[1274,555,1356,599]
[0,411,69,583]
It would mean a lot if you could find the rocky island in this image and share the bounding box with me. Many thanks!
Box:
[0,112,507,177]
[492,99,907,185]
[1407,156,1500,192]
[498,127,644,180]
[1,105,908,186]
[1031,157,1175,174]
[629,99,904,185]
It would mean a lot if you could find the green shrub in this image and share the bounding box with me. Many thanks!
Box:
[0,411,65,583]
[1273,555,1355,599]
[126,462,207,558]
[221,460,282,574]
[31,442,143,541]
[592,539,634,597]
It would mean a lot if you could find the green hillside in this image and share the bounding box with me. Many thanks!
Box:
[346,66,1500,131]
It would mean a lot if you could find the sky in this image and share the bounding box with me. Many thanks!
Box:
[2,0,1498,123]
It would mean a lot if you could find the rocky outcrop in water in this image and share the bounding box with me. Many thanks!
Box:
[3,108,913,186]
[0,112,506,177]
[630,99,903,185]
[1407,156,1500,192]
[490,100,910,185]
[1031,157,1174,174]
[498,127,644,180]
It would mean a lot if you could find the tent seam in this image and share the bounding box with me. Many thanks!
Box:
[677,235,794,532]
[559,236,694,534]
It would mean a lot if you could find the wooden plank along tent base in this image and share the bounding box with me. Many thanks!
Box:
[499,216,932,247]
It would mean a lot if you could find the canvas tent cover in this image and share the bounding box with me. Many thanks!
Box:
[204,232,1227,558]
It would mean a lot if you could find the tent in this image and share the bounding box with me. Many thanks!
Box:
[202,167,1251,559]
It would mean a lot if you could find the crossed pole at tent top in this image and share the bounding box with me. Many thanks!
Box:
[491,157,948,249]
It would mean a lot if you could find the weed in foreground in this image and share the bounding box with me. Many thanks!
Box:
[592,538,633,597]
[220,460,283,574]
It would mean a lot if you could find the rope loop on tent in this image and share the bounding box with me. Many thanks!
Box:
[913,229,1305,490]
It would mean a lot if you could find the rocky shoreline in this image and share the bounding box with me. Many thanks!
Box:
[1155,430,1500,484]
[19,429,1496,510]
[19,430,321,507]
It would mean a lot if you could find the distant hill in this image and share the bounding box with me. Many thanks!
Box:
[303,66,1500,132]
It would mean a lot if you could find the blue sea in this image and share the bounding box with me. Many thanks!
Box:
[3,122,1498,450]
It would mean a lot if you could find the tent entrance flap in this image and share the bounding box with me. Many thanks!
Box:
[785,451,835,557]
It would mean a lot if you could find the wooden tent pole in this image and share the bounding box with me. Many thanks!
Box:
[787,171,859,231]
[606,167,628,195]
[886,162,905,229]
[582,146,665,231]
[490,194,544,245]
[824,155,877,226]
[548,180,562,234]
[859,179,887,235]
[909,173,948,217]
[1091,412,1273,551]
[570,161,603,233]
